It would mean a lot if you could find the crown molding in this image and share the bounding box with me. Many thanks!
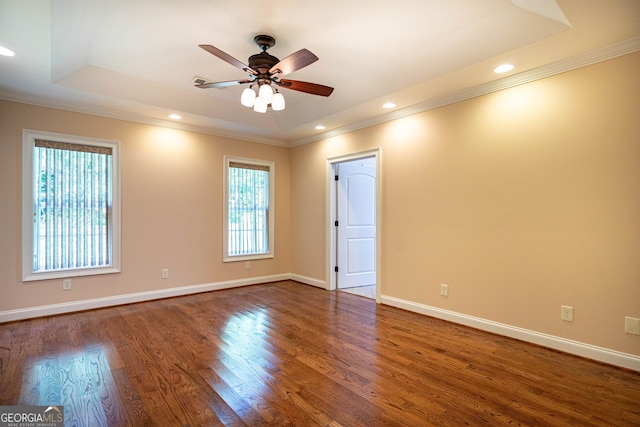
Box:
[0,93,290,147]
[291,36,640,147]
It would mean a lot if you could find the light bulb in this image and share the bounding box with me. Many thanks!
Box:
[241,87,256,107]
[258,84,273,104]
[253,97,267,113]
[271,92,285,111]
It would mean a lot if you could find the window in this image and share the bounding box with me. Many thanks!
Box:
[22,130,120,281]
[224,156,274,261]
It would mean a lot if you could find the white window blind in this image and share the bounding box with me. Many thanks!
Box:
[33,140,112,271]
[224,157,274,261]
[23,130,121,281]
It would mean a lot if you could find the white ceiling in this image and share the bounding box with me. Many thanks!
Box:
[1,0,639,146]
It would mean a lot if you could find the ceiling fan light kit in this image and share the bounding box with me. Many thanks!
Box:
[240,86,256,107]
[271,92,285,111]
[258,83,274,104]
[196,34,333,113]
[253,97,268,113]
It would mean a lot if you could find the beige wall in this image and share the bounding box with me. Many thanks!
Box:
[291,52,640,355]
[0,102,291,311]
[1,52,638,357]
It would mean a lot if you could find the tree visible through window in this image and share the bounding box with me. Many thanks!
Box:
[22,130,120,281]
[224,157,274,261]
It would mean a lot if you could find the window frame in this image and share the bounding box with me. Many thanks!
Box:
[223,155,275,262]
[22,129,121,281]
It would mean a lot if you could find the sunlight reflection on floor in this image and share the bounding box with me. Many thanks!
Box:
[21,347,112,427]
[220,309,272,398]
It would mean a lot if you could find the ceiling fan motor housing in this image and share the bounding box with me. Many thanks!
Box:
[248,52,280,73]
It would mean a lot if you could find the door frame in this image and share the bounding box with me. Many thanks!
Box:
[326,148,382,303]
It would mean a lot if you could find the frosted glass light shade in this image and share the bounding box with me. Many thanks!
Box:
[258,84,273,104]
[241,87,256,107]
[271,92,285,111]
[253,98,268,113]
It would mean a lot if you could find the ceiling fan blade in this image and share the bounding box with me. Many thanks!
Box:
[195,79,253,89]
[199,44,257,75]
[277,79,334,97]
[269,49,318,77]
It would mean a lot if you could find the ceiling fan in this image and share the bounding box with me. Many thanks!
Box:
[195,35,334,112]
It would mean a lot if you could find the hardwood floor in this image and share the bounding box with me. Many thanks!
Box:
[1,280,638,426]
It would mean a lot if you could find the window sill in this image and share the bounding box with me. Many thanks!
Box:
[223,253,274,263]
[23,266,121,282]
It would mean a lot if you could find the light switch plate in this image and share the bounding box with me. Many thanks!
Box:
[440,284,448,297]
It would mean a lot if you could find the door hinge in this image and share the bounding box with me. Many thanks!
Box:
[334,266,339,272]
[334,175,339,181]
[334,220,339,227]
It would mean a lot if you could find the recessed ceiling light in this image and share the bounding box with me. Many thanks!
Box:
[169,114,182,120]
[0,46,16,57]
[494,64,514,74]
[315,125,326,130]
[382,102,396,109]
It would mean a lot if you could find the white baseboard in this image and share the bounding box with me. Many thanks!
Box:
[2,276,636,371]
[381,295,640,372]
[289,274,326,289]
[0,273,291,323]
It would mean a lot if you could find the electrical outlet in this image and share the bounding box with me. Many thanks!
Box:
[625,317,640,335]
[161,268,169,279]
[561,305,574,322]
[440,284,448,297]
[63,278,72,290]
[245,261,251,269]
